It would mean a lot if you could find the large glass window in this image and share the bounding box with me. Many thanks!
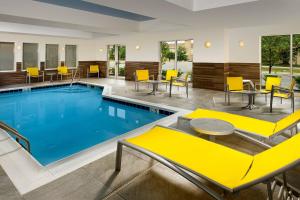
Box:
[261,35,291,87]
[45,44,59,69]
[160,39,193,77]
[23,43,38,70]
[0,42,14,71]
[293,34,300,77]
[107,45,126,78]
[65,45,77,68]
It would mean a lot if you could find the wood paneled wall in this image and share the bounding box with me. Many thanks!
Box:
[125,61,159,81]
[78,61,107,78]
[193,63,226,90]
[227,63,260,85]
[193,62,260,91]
[0,61,107,86]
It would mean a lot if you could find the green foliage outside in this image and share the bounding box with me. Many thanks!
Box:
[261,35,300,75]
[109,45,126,61]
[294,76,300,89]
[160,42,188,64]
[261,35,290,73]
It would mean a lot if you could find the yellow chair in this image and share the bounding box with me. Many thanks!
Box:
[134,69,154,91]
[26,67,44,84]
[57,66,72,80]
[260,76,282,102]
[225,77,245,105]
[116,125,300,200]
[270,79,296,113]
[169,73,189,98]
[182,108,300,140]
[87,65,100,78]
[161,69,178,89]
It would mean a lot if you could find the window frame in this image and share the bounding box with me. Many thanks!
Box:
[45,44,59,70]
[65,44,77,69]
[0,42,16,72]
[22,42,39,71]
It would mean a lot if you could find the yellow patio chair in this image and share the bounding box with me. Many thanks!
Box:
[134,69,154,91]
[169,73,189,98]
[57,66,72,80]
[270,78,296,113]
[161,69,178,89]
[225,77,245,105]
[87,65,100,78]
[116,125,300,200]
[26,67,44,84]
[260,76,282,103]
[181,108,300,141]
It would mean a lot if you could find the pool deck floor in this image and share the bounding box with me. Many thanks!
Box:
[1,78,300,200]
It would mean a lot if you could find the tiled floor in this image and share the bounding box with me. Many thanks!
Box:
[1,78,300,200]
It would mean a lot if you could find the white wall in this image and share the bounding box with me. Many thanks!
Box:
[227,24,300,63]
[95,28,226,63]
[0,32,97,69]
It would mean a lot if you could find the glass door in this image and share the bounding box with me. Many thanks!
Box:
[160,39,193,79]
[107,45,126,79]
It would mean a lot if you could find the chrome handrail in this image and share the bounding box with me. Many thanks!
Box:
[0,121,30,153]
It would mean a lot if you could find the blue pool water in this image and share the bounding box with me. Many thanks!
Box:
[0,84,166,165]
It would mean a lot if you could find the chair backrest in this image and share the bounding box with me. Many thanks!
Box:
[227,77,243,91]
[27,67,39,76]
[57,66,68,74]
[289,78,296,92]
[165,70,178,81]
[273,109,300,133]
[265,77,281,91]
[90,65,99,73]
[240,133,300,185]
[136,69,149,81]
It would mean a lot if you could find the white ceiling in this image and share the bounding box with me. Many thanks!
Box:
[164,0,260,11]
[0,0,299,39]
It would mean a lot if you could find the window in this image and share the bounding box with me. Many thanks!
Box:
[65,45,77,68]
[23,43,38,70]
[45,44,59,69]
[0,42,14,71]
[293,34,300,77]
[160,39,193,76]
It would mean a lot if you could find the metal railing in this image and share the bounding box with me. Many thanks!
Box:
[0,121,30,153]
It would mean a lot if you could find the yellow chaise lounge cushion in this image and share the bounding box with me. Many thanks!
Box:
[184,109,276,138]
[126,126,300,191]
[136,70,149,81]
[27,67,39,77]
[126,126,253,190]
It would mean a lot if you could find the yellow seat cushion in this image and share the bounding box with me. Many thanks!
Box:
[90,65,99,73]
[274,109,300,133]
[57,66,69,75]
[273,92,289,99]
[184,109,276,138]
[126,126,253,190]
[260,89,271,94]
[240,133,300,187]
[227,77,243,91]
[27,67,39,77]
[172,82,185,87]
[136,70,149,81]
[165,70,178,81]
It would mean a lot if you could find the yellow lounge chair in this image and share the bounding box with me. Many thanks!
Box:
[26,67,44,84]
[181,108,300,140]
[87,65,100,78]
[134,69,154,91]
[57,66,72,80]
[270,78,296,113]
[225,77,246,105]
[260,76,282,102]
[116,126,300,200]
[161,69,178,89]
[169,73,189,98]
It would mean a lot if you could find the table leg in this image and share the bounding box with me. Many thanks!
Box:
[148,83,156,95]
[209,135,215,141]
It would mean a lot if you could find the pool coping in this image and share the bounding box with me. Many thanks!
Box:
[0,81,191,195]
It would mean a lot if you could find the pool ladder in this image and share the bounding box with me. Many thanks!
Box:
[70,67,80,87]
[0,121,31,153]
